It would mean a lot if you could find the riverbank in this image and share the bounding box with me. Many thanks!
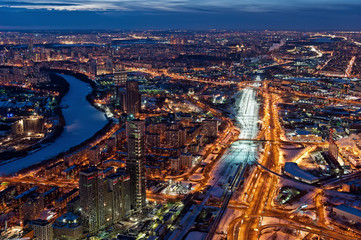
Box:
[17,118,114,176]
[0,74,109,176]
[45,69,98,104]
[0,73,70,161]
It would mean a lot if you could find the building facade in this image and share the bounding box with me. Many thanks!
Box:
[126,80,141,115]
[113,69,127,86]
[126,119,146,210]
[105,172,131,224]
[79,167,105,234]
[29,220,53,240]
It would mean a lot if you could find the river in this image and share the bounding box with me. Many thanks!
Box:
[0,74,108,175]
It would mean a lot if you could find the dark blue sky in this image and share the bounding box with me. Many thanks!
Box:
[1,0,361,30]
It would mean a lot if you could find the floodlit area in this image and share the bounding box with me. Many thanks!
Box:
[208,87,259,198]
[208,87,259,192]
[161,181,192,195]
[1,226,24,239]
[177,87,260,239]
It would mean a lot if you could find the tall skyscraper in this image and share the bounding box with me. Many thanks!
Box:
[126,80,141,115]
[79,167,105,234]
[79,167,131,234]
[113,68,127,110]
[105,172,131,224]
[113,69,127,86]
[126,119,146,210]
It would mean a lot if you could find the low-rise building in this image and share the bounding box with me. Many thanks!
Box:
[284,162,319,184]
[287,130,322,142]
[333,204,361,223]
[52,213,83,240]
[29,219,53,240]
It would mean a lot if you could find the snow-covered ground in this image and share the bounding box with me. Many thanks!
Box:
[260,231,302,240]
[337,133,361,149]
[217,208,240,235]
[180,87,260,240]
[260,217,309,240]
[207,87,260,198]
[189,174,204,181]
[280,191,316,210]
[210,87,261,239]
[279,178,316,192]
[281,148,305,162]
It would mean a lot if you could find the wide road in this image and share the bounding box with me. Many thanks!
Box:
[202,87,260,239]
[228,85,358,240]
[208,87,260,201]
[233,87,283,240]
[128,67,235,85]
[174,87,260,240]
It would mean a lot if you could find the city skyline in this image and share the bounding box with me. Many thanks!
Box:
[1,0,361,30]
[1,0,361,235]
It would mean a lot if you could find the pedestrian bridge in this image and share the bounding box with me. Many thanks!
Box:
[234,138,326,145]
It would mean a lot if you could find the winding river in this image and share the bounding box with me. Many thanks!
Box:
[0,74,108,175]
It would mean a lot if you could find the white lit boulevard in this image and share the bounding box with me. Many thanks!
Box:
[0,31,361,240]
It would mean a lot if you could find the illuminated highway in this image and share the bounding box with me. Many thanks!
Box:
[202,86,260,239]
[208,87,260,201]
[224,83,359,240]
[127,67,235,85]
[0,176,78,188]
[226,85,285,240]
[277,88,361,106]
[172,86,259,240]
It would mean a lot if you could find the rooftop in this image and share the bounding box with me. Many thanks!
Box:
[284,162,318,183]
[29,219,51,227]
[80,166,101,175]
[334,204,361,219]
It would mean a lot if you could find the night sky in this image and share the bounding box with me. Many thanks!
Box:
[1,0,361,30]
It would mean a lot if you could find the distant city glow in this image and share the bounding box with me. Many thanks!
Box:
[1,0,361,30]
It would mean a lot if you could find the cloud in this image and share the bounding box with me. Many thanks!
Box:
[1,0,360,13]
[1,1,76,6]
[1,1,122,11]
[1,0,361,30]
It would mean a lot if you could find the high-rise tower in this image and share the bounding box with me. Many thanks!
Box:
[126,80,141,116]
[79,167,105,233]
[126,119,146,210]
[113,69,127,86]
[113,68,127,111]
[105,172,131,223]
